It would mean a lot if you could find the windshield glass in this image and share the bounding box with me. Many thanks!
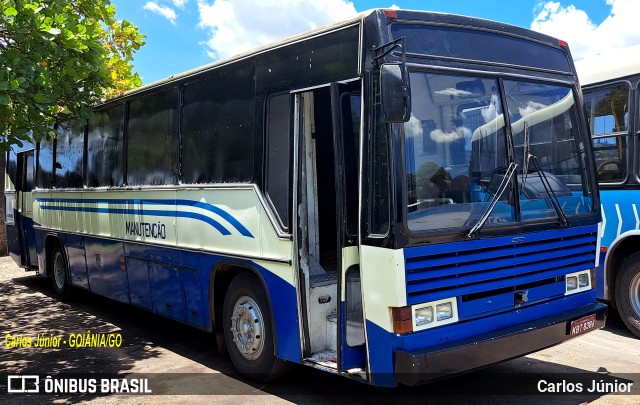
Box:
[404,71,594,233]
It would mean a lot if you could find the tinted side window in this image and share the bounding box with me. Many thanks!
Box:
[87,105,125,187]
[127,88,179,185]
[182,64,255,184]
[24,153,35,191]
[343,93,361,238]
[584,85,629,134]
[36,138,54,188]
[55,120,85,188]
[265,93,291,230]
[584,85,629,183]
[370,77,390,236]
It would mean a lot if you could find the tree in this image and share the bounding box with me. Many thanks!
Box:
[0,0,145,150]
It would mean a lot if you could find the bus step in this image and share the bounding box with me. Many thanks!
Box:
[306,350,338,369]
[310,271,338,287]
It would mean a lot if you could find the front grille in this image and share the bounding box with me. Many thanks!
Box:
[404,226,597,313]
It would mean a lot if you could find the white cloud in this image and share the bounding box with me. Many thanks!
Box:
[197,0,358,60]
[430,127,469,143]
[531,0,640,59]
[172,0,189,8]
[144,2,178,25]
[481,95,500,123]
[518,101,548,118]
[435,88,474,97]
[404,115,424,139]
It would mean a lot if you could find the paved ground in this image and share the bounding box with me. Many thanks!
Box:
[0,255,638,404]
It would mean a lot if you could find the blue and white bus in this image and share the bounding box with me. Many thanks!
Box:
[577,45,640,338]
[5,9,607,386]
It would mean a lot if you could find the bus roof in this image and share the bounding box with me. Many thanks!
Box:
[575,44,640,86]
[119,11,370,99]
[110,8,565,103]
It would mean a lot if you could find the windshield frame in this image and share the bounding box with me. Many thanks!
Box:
[398,65,599,241]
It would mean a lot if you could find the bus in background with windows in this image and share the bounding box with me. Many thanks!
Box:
[5,9,606,386]
[576,46,640,338]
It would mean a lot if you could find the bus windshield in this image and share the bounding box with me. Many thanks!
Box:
[405,71,594,233]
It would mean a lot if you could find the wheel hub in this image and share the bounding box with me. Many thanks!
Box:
[230,296,265,360]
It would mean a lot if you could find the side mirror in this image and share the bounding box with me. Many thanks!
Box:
[380,63,411,123]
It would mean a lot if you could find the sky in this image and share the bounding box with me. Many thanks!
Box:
[110,0,640,85]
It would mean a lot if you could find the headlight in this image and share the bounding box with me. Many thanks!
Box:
[578,273,589,288]
[393,298,459,333]
[565,270,592,295]
[436,302,453,321]
[415,306,433,326]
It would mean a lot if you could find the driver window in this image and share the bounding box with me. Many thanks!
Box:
[583,85,629,183]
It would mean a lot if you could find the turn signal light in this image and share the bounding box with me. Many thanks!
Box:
[392,306,412,334]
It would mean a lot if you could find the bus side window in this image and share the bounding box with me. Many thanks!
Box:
[37,137,55,189]
[584,85,629,183]
[127,88,179,186]
[24,153,35,192]
[265,93,292,231]
[87,105,125,187]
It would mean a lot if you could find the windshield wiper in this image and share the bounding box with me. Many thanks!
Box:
[466,162,517,238]
[520,121,570,226]
[530,155,570,226]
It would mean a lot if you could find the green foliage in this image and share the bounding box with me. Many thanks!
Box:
[0,0,145,149]
[416,161,450,188]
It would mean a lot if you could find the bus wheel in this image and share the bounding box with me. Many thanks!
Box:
[50,245,72,300]
[222,273,289,382]
[616,254,640,338]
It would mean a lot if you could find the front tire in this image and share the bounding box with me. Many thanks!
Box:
[50,244,73,300]
[616,253,640,338]
[223,273,289,382]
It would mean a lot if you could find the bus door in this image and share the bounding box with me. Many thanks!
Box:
[16,150,38,268]
[296,81,365,373]
[330,83,366,371]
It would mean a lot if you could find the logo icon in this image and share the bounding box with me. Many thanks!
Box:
[7,375,40,393]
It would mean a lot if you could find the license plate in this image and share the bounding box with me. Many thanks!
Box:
[569,314,597,337]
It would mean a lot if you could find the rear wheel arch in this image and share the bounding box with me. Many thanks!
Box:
[44,234,64,278]
[209,262,275,352]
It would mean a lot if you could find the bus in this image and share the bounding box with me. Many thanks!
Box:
[5,9,607,387]
[576,45,640,338]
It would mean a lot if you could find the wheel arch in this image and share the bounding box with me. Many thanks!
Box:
[43,233,64,277]
[208,260,276,354]
[604,231,640,308]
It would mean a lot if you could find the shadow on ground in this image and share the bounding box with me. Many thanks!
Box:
[0,263,637,404]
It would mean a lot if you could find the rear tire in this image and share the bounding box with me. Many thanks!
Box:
[50,244,73,300]
[222,273,290,382]
[616,253,640,338]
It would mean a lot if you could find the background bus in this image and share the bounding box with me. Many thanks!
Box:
[5,9,606,386]
[576,45,640,338]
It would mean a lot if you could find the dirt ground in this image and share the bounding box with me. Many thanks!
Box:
[0,255,638,404]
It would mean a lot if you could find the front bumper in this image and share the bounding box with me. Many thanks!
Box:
[395,302,608,386]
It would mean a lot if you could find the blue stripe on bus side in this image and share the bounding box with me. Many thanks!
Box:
[39,205,233,236]
[35,198,253,238]
[165,200,253,238]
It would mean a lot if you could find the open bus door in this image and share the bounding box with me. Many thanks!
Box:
[330,83,367,372]
[296,81,366,375]
[15,150,38,268]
